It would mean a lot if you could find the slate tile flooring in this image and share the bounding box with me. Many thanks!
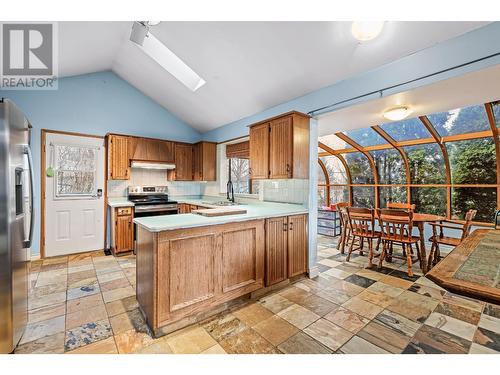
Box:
[15,235,500,354]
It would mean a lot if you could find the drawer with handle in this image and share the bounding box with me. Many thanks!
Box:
[116,207,132,216]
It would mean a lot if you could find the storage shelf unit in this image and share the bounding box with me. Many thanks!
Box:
[317,208,341,237]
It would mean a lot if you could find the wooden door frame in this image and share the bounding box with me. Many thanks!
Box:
[40,129,106,258]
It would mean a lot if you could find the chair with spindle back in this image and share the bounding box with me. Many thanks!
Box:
[427,209,477,271]
[336,202,351,254]
[377,208,421,277]
[345,207,381,267]
[387,202,416,211]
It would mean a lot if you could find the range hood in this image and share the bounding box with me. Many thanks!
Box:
[131,161,176,170]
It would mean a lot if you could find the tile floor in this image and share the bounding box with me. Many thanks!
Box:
[15,235,500,354]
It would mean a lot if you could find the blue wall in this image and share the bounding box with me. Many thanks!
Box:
[0,71,201,255]
[202,22,500,142]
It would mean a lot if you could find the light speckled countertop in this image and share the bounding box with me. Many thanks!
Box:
[133,199,309,232]
[107,197,135,207]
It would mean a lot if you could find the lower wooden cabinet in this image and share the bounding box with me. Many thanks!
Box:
[136,220,265,332]
[113,207,134,254]
[265,214,308,286]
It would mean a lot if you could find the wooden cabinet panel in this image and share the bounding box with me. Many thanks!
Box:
[265,217,288,286]
[108,135,130,180]
[287,214,308,277]
[269,116,293,179]
[221,228,258,293]
[168,235,217,312]
[131,138,148,160]
[146,139,161,161]
[249,122,270,179]
[115,213,133,253]
[158,141,174,163]
[172,144,193,181]
[149,220,264,331]
[249,112,310,180]
[178,203,190,214]
[193,142,216,181]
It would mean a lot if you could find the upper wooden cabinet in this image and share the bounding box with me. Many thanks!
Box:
[130,137,174,163]
[193,142,217,181]
[108,134,130,180]
[249,112,310,180]
[169,143,194,181]
[249,123,270,179]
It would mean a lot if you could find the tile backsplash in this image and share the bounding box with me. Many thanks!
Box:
[107,169,202,197]
[262,179,309,205]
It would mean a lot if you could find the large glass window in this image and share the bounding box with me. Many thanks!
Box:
[452,187,497,222]
[405,144,446,184]
[229,158,259,194]
[319,156,348,184]
[428,105,491,136]
[447,138,496,184]
[380,118,431,141]
[379,186,408,209]
[318,100,499,224]
[343,128,387,147]
[344,152,374,184]
[371,149,406,184]
[330,186,349,205]
[410,187,447,216]
[352,186,375,208]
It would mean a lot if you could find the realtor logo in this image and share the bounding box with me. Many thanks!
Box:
[1,22,58,89]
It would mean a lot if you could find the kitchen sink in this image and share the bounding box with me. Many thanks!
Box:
[202,201,241,206]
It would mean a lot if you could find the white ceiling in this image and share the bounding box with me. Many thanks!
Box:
[58,21,489,132]
[318,63,500,136]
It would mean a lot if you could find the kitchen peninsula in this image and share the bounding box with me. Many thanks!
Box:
[133,200,309,336]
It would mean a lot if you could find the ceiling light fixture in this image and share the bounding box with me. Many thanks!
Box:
[383,106,412,121]
[130,21,206,92]
[351,21,385,42]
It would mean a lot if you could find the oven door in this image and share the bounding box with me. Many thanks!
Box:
[132,204,178,250]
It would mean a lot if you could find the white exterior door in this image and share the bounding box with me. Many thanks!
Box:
[44,133,105,257]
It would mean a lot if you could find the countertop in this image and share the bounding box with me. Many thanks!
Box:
[107,197,135,208]
[133,200,309,232]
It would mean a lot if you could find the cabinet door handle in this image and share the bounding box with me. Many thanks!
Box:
[286,164,290,172]
[283,222,287,232]
[289,222,294,231]
[249,167,252,175]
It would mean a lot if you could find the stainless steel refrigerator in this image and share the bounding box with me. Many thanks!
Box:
[0,99,34,353]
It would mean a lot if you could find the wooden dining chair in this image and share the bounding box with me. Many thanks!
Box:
[387,202,416,211]
[336,202,351,254]
[376,208,421,277]
[345,207,381,267]
[427,209,477,270]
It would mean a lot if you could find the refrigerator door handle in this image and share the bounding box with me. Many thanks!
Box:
[23,145,34,249]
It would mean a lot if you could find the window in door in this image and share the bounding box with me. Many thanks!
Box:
[54,144,98,197]
[229,158,259,195]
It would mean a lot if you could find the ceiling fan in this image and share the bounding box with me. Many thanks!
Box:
[130,21,206,92]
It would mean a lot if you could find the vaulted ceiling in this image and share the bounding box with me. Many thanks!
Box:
[58,21,489,132]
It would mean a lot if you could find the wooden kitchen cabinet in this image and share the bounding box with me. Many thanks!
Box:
[193,141,217,181]
[249,122,270,179]
[265,216,288,286]
[137,219,265,334]
[287,214,308,277]
[108,135,130,180]
[114,207,134,254]
[265,214,308,285]
[168,143,194,181]
[249,112,310,179]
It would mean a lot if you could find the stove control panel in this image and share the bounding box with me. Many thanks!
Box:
[128,186,168,194]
